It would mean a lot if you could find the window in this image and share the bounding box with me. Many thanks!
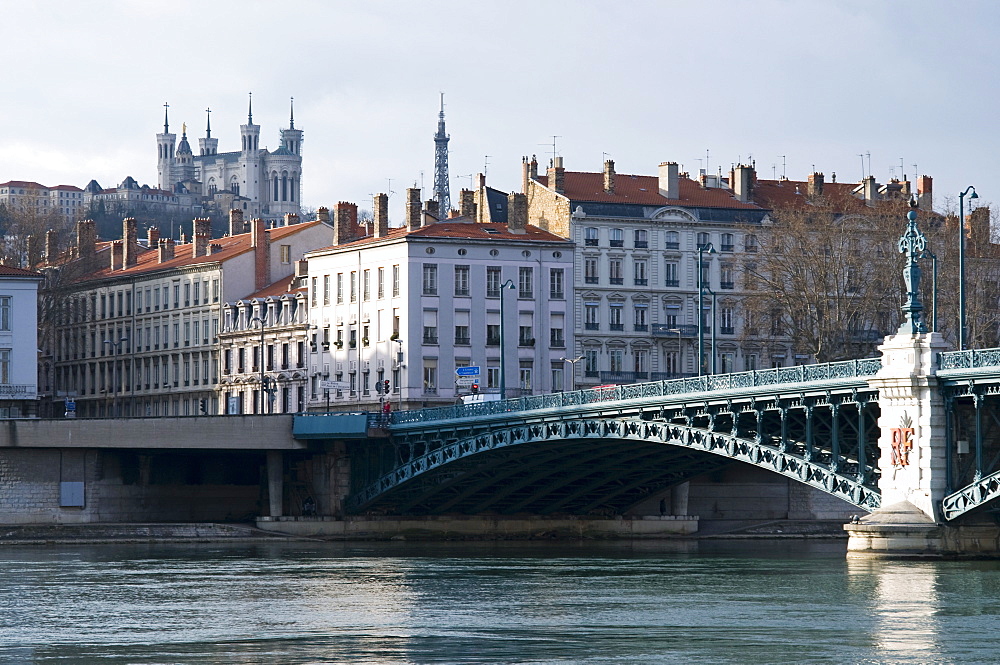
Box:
[665,231,680,249]
[423,361,437,393]
[421,264,438,295]
[363,270,371,301]
[770,309,784,336]
[454,325,470,345]
[745,234,759,253]
[720,233,734,252]
[634,229,648,248]
[585,258,599,284]
[609,258,623,285]
[633,349,648,373]
[609,303,624,331]
[699,258,710,287]
[585,227,599,246]
[392,265,400,297]
[0,297,9,331]
[665,261,679,287]
[280,244,291,264]
[634,260,647,286]
[453,265,470,296]
[518,325,534,346]
[609,349,624,372]
[720,263,735,289]
[486,267,502,297]
[634,303,648,331]
[518,362,533,392]
[423,325,438,344]
[720,352,735,373]
[487,366,500,389]
[609,228,624,247]
[518,267,533,298]
[744,263,757,290]
[550,327,565,348]
[585,302,600,330]
[0,349,8,383]
[745,354,758,371]
[323,275,330,305]
[486,324,501,345]
[721,306,735,334]
[549,268,564,299]
[585,349,599,376]
[697,232,711,250]
[378,267,385,299]
[350,271,357,302]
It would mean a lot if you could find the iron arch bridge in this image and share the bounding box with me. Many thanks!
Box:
[346,360,883,516]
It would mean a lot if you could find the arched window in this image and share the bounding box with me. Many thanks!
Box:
[242,136,246,151]
[290,176,296,202]
[281,172,288,201]
[273,176,279,201]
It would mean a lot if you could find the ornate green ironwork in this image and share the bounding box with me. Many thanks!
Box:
[897,209,928,334]
[942,469,1000,521]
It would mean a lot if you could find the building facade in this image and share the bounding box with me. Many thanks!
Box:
[0,181,85,225]
[304,190,574,411]
[0,265,42,417]
[44,211,330,417]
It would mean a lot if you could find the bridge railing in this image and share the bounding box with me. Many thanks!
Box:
[392,358,882,425]
[939,347,1000,371]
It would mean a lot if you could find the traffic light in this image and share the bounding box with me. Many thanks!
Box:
[383,379,391,394]
[471,383,479,394]
[199,399,208,414]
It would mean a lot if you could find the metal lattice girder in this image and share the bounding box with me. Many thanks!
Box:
[942,470,1000,521]
[345,414,881,515]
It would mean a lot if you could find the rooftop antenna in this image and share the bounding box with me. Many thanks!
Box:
[771,163,777,179]
[706,148,710,173]
[454,174,474,188]
[540,136,561,163]
[899,157,905,181]
[867,152,872,179]
[484,155,491,177]
[420,170,424,191]
[386,178,395,199]
[781,155,787,179]
[913,163,919,182]
[858,153,866,180]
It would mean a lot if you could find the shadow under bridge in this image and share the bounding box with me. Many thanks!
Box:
[346,360,883,516]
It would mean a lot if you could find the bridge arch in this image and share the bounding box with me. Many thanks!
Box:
[347,413,881,516]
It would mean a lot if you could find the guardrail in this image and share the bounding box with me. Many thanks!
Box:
[939,348,1000,371]
[392,358,882,425]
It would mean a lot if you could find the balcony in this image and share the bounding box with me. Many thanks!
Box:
[584,323,599,331]
[651,323,698,337]
[585,238,598,247]
[609,277,624,285]
[610,239,624,248]
[665,279,679,287]
[585,277,599,284]
[454,336,471,345]
[721,244,735,253]
[665,242,680,250]
[720,281,735,290]
[634,278,648,286]
[486,336,501,346]
[519,338,536,347]
[609,323,624,331]
[720,326,735,335]
[745,244,758,253]
[422,335,438,345]
[550,291,564,300]
[634,324,648,332]
[634,240,648,249]
[598,371,649,384]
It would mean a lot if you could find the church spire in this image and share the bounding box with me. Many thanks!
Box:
[205,107,212,139]
[163,101,170,133]
[433,93,451,215]
[247,92,253,123]
[289,96,295,130]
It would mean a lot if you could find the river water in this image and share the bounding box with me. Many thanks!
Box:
[2,539,999,664]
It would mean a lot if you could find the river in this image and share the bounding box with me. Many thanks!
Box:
[1,539,999,664]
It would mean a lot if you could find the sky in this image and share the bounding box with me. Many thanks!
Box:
[0,0,997,224]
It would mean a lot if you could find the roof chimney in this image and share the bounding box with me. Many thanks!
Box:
[283,213,299,227]
[547,156,565,194]
[522,154,538,193]
[603,160,615,195]
[658,162,679,199]
[110,240,124,271]
[459,189,476,218]
[372,194,389,238]
[732,164,755,202]
[334,201,360,243]
[507,192,528,234]
[862,176,880,204]
[122,218,138,267]
[228,208,246,236]
[316,207,330,224]
[406,187,422,231]
[193,218,211,257]
[75,219,96,260]
[157,238,175,263]
[917,175,933,211]
[807,172,824,198]
[44,229,56,264]
[147,226,160,249]
[251,218,269,291]
[424,199,440,225]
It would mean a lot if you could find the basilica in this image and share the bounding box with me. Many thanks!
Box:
[155,95,302,222]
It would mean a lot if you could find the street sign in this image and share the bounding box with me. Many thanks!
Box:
[65,400,76,411]
[456,366,481,377]
[455,377,478,386]
[320,380,349,390]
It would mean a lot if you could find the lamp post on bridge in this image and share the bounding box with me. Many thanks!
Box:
[696,242,716,376]
[498,279,516,399]
[958,186,978,350]
[103,335,128,417]
[248,315,267,414]
[560,355,584,392]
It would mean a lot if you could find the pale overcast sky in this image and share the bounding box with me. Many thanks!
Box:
[0,0,996,224]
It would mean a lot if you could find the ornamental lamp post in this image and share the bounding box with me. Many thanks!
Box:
[696,242,716,376]
[248,315,267,414]
[560,355,585,392]
[103,335,128,417]
[958,186,978,350]
[498,279,516,399]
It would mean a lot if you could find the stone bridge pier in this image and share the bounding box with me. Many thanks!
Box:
[847,329,1000,557]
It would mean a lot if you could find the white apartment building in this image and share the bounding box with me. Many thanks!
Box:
[0,181,85,225]
[45,211,330,417]
[0,265,42,417]
[304,191,574,411]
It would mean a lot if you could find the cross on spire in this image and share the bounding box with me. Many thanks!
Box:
[163,102,170,133]
[289,96,295,129]
[248,92,253,123]
[205,107,211,138]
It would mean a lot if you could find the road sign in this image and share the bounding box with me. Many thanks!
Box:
[455,377,478,386]
[65,400,76,411]
[456,366,481,377]
[320,380,349,390]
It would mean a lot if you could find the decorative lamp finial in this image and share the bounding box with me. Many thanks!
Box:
[897,209,928,334]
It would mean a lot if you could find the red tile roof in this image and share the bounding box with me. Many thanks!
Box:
[49,184,83,192]
[80,221,324,281]
[0,180,47,189]
[244,276,305,300]
[536,171,763,209]
[0,264,42,278]
[750,178,865,210]
[309,221,568,253]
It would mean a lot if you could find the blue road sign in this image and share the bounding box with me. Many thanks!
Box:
[455,366,481,377]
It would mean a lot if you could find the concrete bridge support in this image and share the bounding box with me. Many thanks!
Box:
[848,330,1000,557]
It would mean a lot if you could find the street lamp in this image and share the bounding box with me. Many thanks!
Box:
[958,185,979,350]
[103,335,128,417]
[498,278,516,399]
[560,355,585,392]
[393,336,404,410]
[248,315,267,414]
[696,242,716,376]
[667,328,683,378]
[921,250,938,333]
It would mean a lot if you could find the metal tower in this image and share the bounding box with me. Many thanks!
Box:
[433,93,451,215]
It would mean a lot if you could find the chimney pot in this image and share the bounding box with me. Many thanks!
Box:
[603,160,616,195]
[406,188,422,231]
[658,162,679,199]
